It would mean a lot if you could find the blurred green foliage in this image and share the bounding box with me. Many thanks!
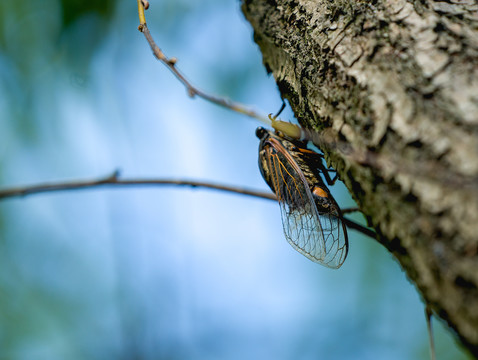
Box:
[0,0,115,71]
[60,0,114,28]
[0,0,116,138]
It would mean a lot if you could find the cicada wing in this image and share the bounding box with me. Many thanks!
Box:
[317,211,348,269]
[267,148,348,269]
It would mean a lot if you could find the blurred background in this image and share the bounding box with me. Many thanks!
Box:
[0,1,471,359]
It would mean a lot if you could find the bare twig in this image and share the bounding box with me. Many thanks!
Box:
[0,171,375,239]
[426,307,437,360]
[136,0,271,125]
[341,217,376,239]
[342,207,359,214]
[0,170,276,201]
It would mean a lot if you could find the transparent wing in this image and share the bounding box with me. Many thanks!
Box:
[267,148,348,269]
[315,211,348,268]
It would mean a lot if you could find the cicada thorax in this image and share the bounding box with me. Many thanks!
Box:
[256,126,348,268]
[287,142,342,215]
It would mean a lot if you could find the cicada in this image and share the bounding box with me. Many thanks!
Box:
[256,127,348,269]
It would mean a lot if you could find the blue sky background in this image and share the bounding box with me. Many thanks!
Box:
[0,1,471,359]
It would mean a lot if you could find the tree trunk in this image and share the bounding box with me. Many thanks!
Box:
[242,0,478,355]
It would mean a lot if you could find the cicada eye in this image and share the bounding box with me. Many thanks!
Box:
[255,127,268,140]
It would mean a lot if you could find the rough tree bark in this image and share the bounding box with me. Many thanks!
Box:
[242,0,478,356]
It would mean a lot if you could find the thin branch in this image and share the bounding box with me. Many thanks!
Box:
[0,171,375,239]
[136,0,271,126]
[0,170,276,201]
[342,217,376,239]
[426,307,437,360]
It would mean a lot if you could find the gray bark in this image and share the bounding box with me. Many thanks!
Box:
[242,0,478,355]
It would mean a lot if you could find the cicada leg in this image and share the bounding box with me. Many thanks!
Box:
[273,101,286,119]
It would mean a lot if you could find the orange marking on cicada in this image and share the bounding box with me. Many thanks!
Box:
[313,186,328,198]
[297,147,317,155]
